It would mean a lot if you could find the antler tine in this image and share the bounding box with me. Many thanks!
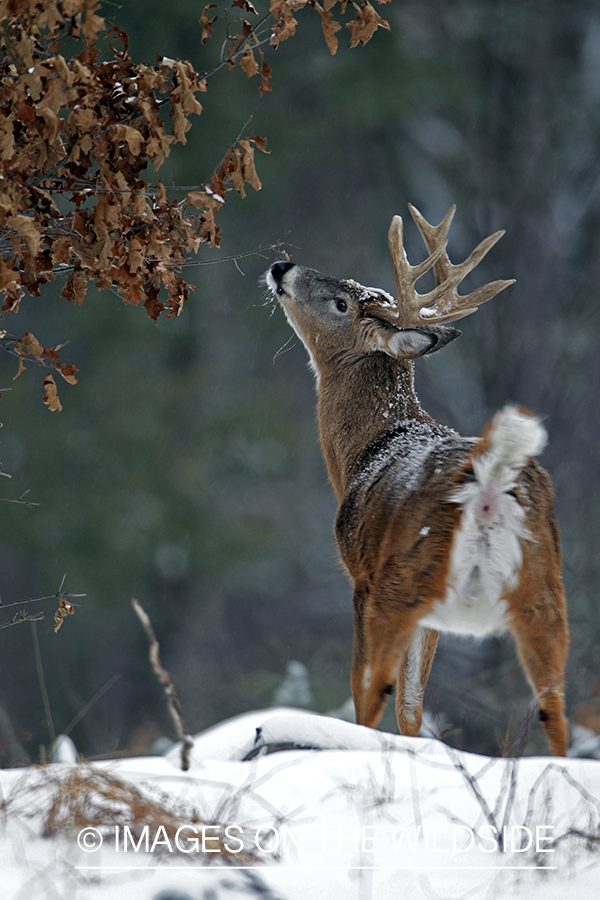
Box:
[387,205,515,327]
[387,214,448,327]
[408,203,456,290]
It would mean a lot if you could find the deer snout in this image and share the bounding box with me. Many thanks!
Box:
[267,261,296,298]
[271,262,295,284]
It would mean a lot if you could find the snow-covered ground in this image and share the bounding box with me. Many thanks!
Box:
[1,709,599,899]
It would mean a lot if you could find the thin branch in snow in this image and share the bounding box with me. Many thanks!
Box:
[131,597,194,771]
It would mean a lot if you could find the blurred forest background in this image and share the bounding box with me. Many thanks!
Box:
[1,0,600,763]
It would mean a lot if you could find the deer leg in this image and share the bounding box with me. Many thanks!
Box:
[510,587,569,756]
[395,627,439,736]
[352,600,419,730]
[350,589,368,724]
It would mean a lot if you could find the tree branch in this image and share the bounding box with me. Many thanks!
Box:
[131,598,194,771]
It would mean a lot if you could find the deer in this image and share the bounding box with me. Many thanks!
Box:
[266,204,569,756]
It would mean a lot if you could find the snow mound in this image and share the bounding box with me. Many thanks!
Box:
[1,710,600,900]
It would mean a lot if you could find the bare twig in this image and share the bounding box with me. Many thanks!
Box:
[131,598,194,771]
[0,584,85,612]
[0,489,40,508]
[0,610,45,630]
[32,619,56,752]
[202,12,274,81]
[61,672,121,739]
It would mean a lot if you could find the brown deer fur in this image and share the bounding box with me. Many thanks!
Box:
[266,209,569,756]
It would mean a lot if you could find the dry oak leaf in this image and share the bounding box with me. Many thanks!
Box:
[0,118,15,161]
[232,0,259,12]
[259,54,272,95]
[7,215,42,258]
[60,271,87,305]
[62,0,88,17]
[239,139,262,191]
[18,332,44,359]
[54,597,75,633]
[312,2,342,55]
[55,363,78,385]
[42,374,62,412]
[269,0,304,47]
[13,358,26,380]
[0,258,22,291]
[128,237,145,274]
[185,190,213,209]
[199,4,219,44]
[240,48,259,78]
[112,124,145,156]
[37,2,67,32]
[346,1,390,48]
[79,0,106,42]
[143,285,164,321]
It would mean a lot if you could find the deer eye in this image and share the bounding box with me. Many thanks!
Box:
[335,298,348,313]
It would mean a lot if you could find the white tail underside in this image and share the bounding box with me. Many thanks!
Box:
[420,406,547,637]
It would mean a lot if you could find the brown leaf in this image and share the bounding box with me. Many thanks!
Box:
[80,0,106,42]
[269,0,302,47]
[346,1,390,48]
[112,124,145,156]
[0,258,22,290]
[239,139,262,191]
[0,117,15,160]
[199,4,219,43]
[259,54,272,95]
[7,215,41,258]
[19,332,44,359]
[128,237,145,274]
[62,0,87,17]
[232,0,258,12]
[130,192,156,222]
[2,285,25,315]
[165,276,190,318]
[54,597,75,633]
[171,102,190,143]
[69,106,98,131]
[13,358,26,380]
[43,374,62,412]
[143,285,164,321]
[55,363,78,385]
[247,134,269,153]
[229,149,246,197]
[240,48,259,78]
[314,2,342,55]
[198,205,219,245]
[73,272,87,306]
[185,190,211,209]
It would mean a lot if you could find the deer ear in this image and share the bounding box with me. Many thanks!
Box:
[379,325,461,359]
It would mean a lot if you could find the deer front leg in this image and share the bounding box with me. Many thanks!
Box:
[510,584,569,756]
[350,588,419,729]
[395,626,439,736]
[350,589,368,724]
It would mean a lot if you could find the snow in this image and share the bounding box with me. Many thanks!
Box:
[1,710,600,899]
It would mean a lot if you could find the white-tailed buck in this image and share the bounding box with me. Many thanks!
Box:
[267,205,569,756]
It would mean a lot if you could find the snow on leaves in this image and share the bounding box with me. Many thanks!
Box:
[0,1,389,407]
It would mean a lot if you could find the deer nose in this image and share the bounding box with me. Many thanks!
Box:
[270,261,295,284]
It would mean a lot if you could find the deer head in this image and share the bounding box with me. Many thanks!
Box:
[268,205,514,377]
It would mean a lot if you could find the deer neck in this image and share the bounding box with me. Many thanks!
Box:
[316,354,436,500]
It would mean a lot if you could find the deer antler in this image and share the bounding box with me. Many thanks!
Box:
[385,205,515,327]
